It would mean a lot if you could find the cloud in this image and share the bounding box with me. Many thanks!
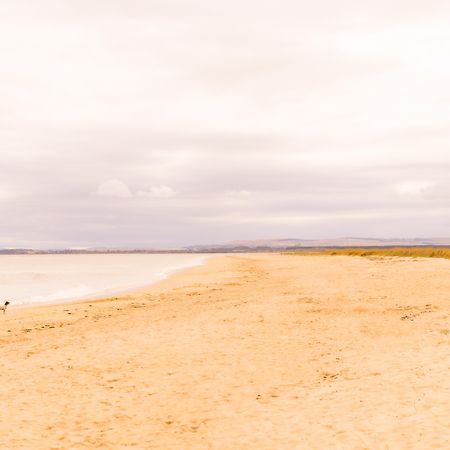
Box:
[96,179,133,199]
[395,181,437,196]
[136,185,176,199]
[1,1,450,248]
[225,190,252,197]
[0,187,11,200]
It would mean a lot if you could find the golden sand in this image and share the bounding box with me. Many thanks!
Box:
[1,254,449,449]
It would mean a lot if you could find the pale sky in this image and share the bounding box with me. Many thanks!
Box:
[1,0,450,248]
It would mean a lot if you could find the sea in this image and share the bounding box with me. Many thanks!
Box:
[0,253,208,307]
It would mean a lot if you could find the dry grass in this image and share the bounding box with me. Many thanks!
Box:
[285,247,450,260]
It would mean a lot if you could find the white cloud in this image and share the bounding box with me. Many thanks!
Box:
[225,190,252,197]
[0,187,11,200]
[136,185,176,199]
[395,181,437,196]
[96,179,133,198]
[2,1,450,247]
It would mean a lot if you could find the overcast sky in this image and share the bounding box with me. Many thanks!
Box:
[1,0,450,248]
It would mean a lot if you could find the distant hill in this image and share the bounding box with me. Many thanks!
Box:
[185,238,450,252]
[2,238,450,254]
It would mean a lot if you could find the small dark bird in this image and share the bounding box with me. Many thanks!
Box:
[1,301,10,314]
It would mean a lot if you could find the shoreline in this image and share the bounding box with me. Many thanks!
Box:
[1,253,449,449]
[0,254,233,336]
[3,253,211,310]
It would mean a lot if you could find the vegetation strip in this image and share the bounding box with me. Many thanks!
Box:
[284,247,450,259]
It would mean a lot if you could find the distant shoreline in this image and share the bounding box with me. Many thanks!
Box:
[2,244,450,255]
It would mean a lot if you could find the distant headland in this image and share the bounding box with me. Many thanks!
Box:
[2,237,450,254]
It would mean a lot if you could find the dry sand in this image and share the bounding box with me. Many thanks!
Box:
[1,253,449,449]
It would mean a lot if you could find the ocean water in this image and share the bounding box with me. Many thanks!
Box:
[0,253,207,306]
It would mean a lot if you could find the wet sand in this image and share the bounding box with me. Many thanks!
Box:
[1,254,449,449]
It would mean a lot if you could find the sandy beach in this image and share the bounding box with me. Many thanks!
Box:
[1,253,449,449]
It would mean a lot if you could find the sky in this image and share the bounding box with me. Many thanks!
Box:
[1,0,450,248]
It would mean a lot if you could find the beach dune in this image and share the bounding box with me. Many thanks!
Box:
[1,254,449,449]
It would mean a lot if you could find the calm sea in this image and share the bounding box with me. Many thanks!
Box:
[0,253,207,306]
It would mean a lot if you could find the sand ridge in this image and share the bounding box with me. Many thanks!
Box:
[1,254,449,449]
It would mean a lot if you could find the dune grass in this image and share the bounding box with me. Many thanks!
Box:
[285,247,450,260]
